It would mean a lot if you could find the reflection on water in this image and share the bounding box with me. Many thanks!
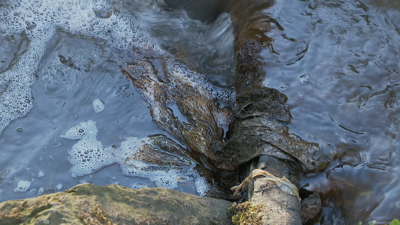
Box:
[233,0,400,223]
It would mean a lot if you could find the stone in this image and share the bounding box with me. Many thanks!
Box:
[0,183,233,225]
[301,192,322,224]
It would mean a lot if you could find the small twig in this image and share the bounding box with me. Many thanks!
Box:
[231,169,300,203]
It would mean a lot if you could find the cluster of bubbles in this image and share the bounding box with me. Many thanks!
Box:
[167,62,236,102]
[0,0,165,135]
[0,0,235,135]
[0,0,231,197]
[92,99,105,113]
[13,180,31,193]
[61,120,115,177]
[61,120,209,195]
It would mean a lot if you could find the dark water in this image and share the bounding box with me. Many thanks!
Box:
[232,0,400,224]
[0,0,399,224]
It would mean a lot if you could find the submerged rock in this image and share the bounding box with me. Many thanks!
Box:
[301,192,322,224]
[0,183,233,225]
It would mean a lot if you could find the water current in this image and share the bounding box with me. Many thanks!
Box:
[237,0,400,224]
[0,0,399,224]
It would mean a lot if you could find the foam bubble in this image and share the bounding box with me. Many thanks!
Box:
[166,61,235,102]
[0,0,165,134]
[61,120,97,140]
[38,171,45,177]
[62,121,209,192]
[55,183,63,191]
[38,187,44,195]
[14,180,31,193]
[115,137,204,189]
[300,73,311,84]
[92,99,105,113]
[61,120,115,177]
[194,177,209,197]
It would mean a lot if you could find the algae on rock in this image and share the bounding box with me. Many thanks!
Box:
[0,183,233,225]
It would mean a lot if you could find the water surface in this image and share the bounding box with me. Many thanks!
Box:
[238,0,400,223]
[0,0,234,202]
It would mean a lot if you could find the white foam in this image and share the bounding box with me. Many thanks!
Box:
[300,74,311,84]
[61,120,115,177]
[61,122,205,191]
[14,180,31,193]
[194,177,209,197]
[0,0,215,195]
[38,187,44,195]
[38,171,45,177]
[61,120,98,140]
[55,183,63,191]
[0,0,165,135]
[92,99,105,113]
[166,61,235,102]
[0,0,235,136]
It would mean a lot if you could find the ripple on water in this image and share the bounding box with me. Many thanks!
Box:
[246,0,400,222]
[0,0,235,202]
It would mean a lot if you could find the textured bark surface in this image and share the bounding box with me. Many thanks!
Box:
[228,1,326,223]
[250,156,301,225]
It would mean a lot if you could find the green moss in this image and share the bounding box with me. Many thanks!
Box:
[358,219,399,225]
[229,202,264,225]
[0,184,232,225]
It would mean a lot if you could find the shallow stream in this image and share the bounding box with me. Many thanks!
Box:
[0,0,399,224]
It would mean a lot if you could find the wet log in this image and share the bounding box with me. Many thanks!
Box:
[227,0,325,224]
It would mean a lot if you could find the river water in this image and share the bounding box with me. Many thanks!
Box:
[240,0,400,224]
[0,0,399,224]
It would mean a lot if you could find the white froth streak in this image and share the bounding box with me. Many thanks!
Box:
[0,25,55,134]
[0,0,215,195]
[0,0,166,134]
[61,121,207,194]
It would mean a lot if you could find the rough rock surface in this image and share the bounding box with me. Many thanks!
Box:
[0,183,233,225]
[301,192,322,224]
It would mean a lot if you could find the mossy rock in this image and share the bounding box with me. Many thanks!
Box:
[229,202,264,225]
[0,183,233,225]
